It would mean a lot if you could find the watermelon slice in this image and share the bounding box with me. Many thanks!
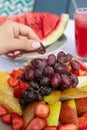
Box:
[0,12,69,47]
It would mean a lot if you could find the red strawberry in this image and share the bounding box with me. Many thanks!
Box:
[78,61,87,71]
[44,126,57,130]
[7,77,19,88]
[14,84,27,99]
[1,113,11,124]
[12,116,24,130]
[57,124,77,130]
[34,102,50,118]
[82,112,87,117]
[10,112,21,120]
[0,105,8,116]
[78,116,87,130]
[11,68,24,79]
[24,117,47,130]
[73,70,79,76]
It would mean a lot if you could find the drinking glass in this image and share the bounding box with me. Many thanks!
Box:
[74,8,87,60]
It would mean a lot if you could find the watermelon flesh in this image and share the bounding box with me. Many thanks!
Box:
[0,12,59,39]
[0,12,69,58]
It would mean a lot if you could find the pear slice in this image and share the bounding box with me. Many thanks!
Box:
[75,97,87,116]
[46,101,61,126]
[59,99,78,126]
[77,76,87,88]
[43,90,61,104]
[23,102,38,127]
[0,71,22,115]
[60,87,87,101]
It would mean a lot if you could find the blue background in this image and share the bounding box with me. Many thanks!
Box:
[34,0,87,19]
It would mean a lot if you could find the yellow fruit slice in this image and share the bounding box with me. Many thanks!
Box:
[43,90,61,104]
[0,71,22,115]
[46,101,61,126]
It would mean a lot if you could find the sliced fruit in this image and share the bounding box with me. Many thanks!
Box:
[43,90,61,104]
[1,114,11,124]
[10,68,24,79]
[46,101,61,126]
[10,112,21,120]
[60,87,87,101]
[14,84,27,99]
[0,71,22,115]
[44,126,57,130]
[82,112,87,117]
[12,116,24,130]
[41,12,59,37]
[75,97,87,116]
[7,77,19,88]
[34,101,50,118]
[57,123,77,130]
[0,105,8,116]
[78,116,87,130]
[59,99,78,126]
[24,117,47,130]
[77,76,87,88]
[41,13,69,47]
[82,85,87,91]
[25,12,69,47]
[23,102,38,127]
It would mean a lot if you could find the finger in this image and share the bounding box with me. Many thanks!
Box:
[12,21,40,41]
[9,38,41,51]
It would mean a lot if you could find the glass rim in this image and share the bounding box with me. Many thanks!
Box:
[75,7,87,13]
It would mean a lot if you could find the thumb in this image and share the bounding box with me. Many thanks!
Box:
[10,38,41,51]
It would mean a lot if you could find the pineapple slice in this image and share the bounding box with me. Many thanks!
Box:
[0,71,22,115]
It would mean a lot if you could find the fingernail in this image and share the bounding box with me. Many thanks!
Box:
[32,41,41,49]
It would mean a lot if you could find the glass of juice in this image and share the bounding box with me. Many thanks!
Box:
[74,8,87,60]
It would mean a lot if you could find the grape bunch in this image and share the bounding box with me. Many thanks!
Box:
[20,51,80,107]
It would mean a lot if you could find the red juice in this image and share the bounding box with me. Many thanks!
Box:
[74,9,87,58]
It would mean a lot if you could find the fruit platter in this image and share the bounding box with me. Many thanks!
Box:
[1,51,87,130]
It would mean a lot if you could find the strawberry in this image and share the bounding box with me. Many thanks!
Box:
[44,126,57,130]
[78,116,87,130]
[10,112,21,120]
[12,116,24,130]
[57,123,77,130]
[1,113,11,124]
[11,68,24,79]
[0,105,8,116]
[79,61,87,71]
[7,77,19,88]
[24,117,47,130]
[14,84,27,99]
[34,102,50,118]
[73,70,80,76]
[82,112,87,117]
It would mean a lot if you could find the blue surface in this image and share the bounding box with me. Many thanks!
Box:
[34,0,69,16]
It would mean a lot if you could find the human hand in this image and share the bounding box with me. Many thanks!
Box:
[0,20,41,58]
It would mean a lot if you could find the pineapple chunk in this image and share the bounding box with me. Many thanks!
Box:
[0,71,22,115]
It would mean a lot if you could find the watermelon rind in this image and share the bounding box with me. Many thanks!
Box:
[41,14,69,47]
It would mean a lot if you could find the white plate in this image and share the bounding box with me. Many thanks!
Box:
[0,119,11,130]
[17,34,67,60]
